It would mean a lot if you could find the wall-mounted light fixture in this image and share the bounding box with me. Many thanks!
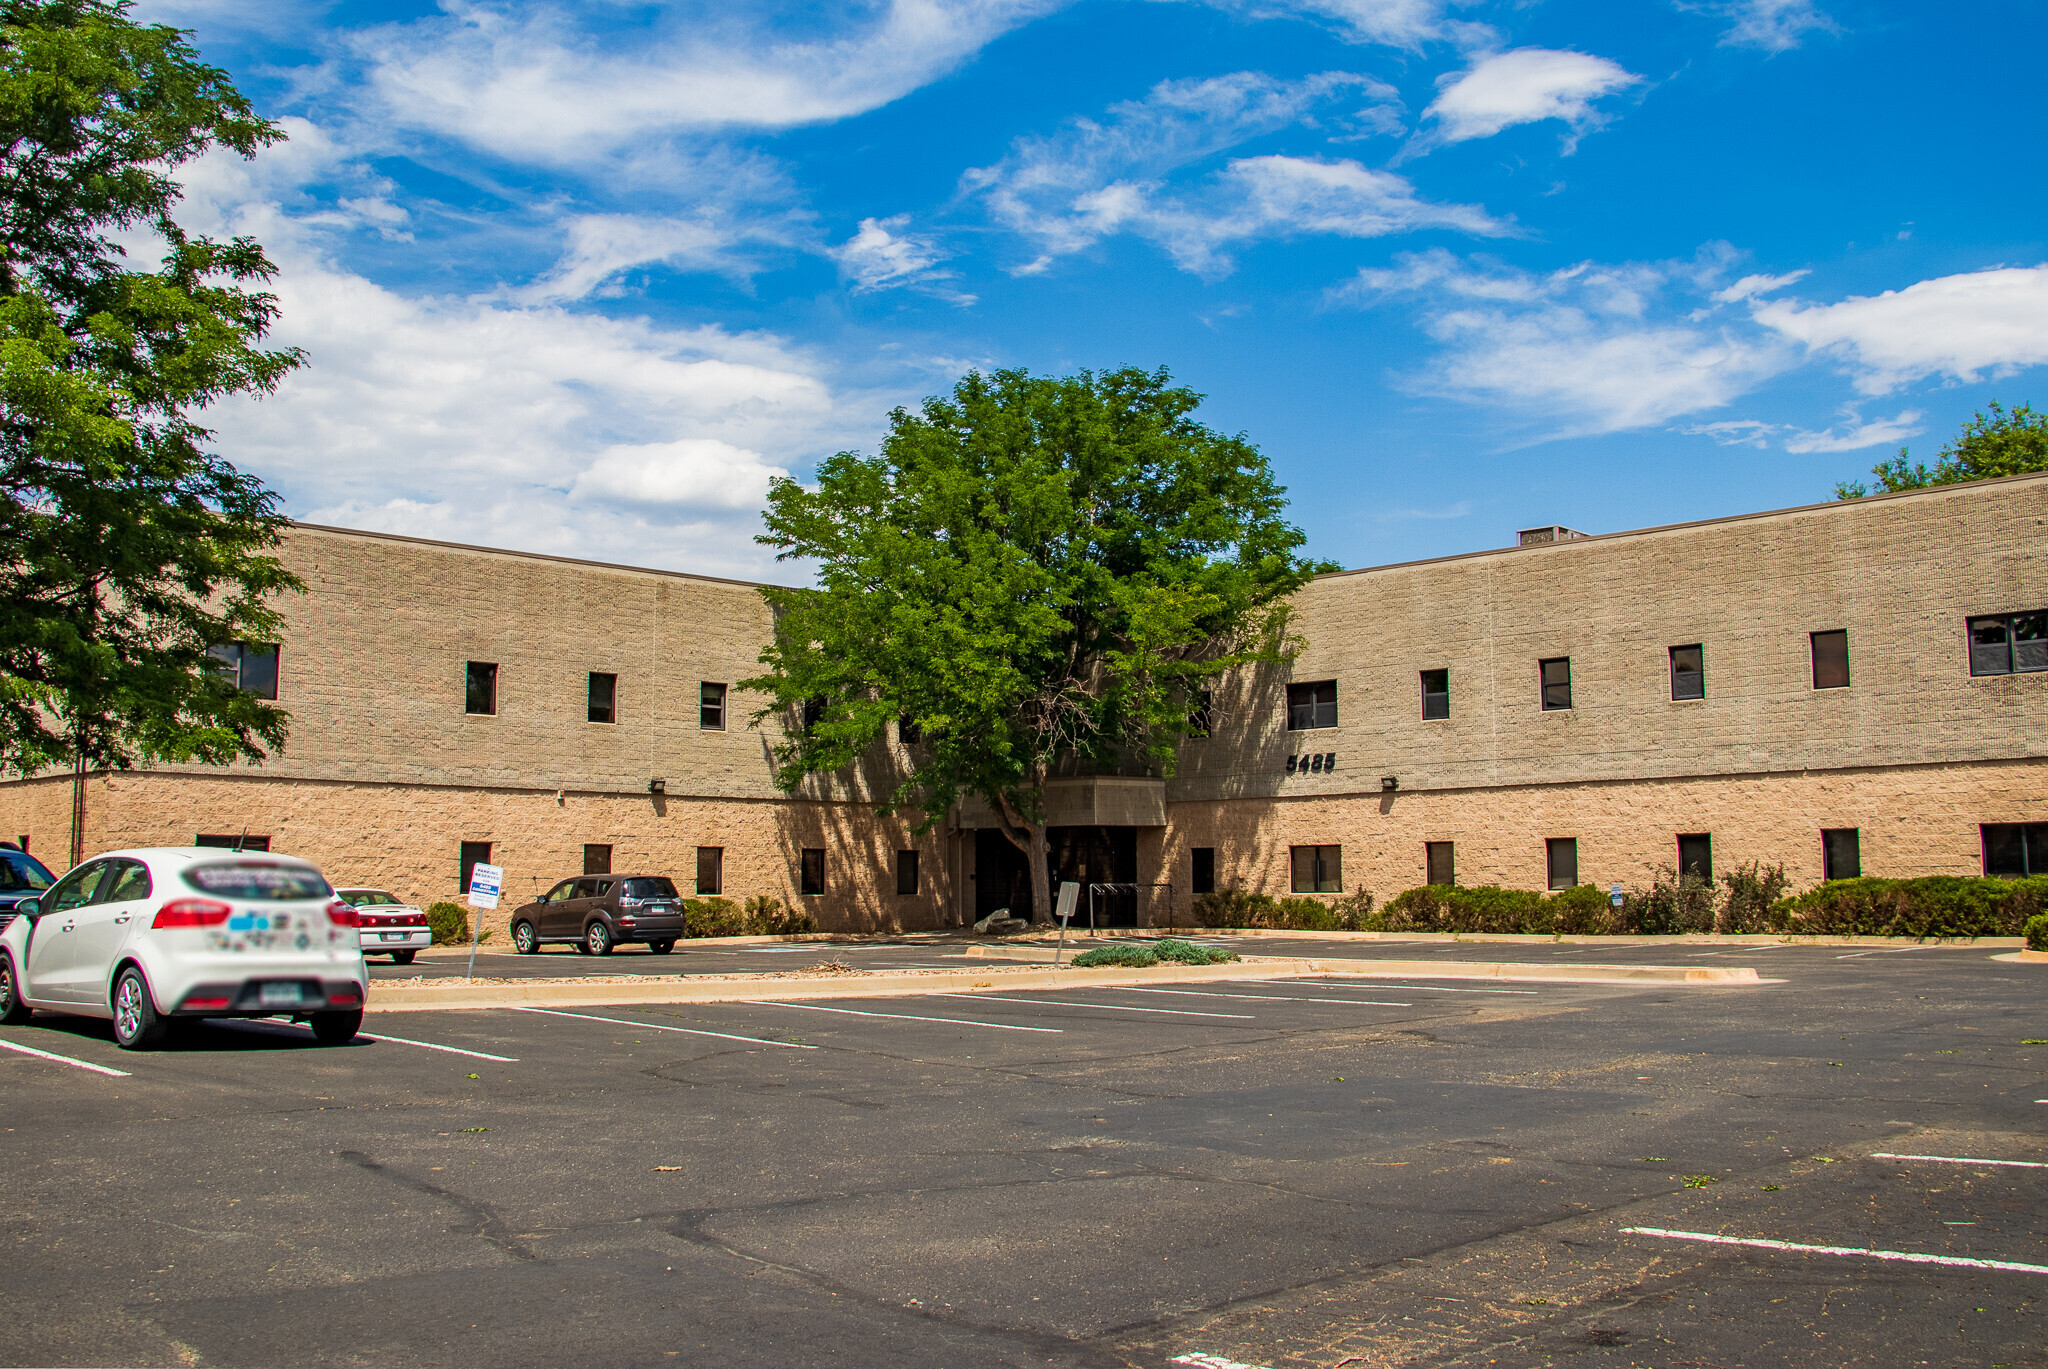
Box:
[648,778,666,795]
[1380,775,1399,792]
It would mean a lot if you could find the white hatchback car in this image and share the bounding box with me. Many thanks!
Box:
[0,847,369,1050]
[335,888,432,963]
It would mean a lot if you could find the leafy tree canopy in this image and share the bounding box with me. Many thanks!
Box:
[0,0,302,777]
[744,366,1332,921]
[1835,400,2048,499]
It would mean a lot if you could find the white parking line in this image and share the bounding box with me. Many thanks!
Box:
[934,993,1253,1020]
[740,1001,1062,1033]
[1836,946,1935,960]
[1622,1227,2048,1275]
[510,1006,818,1048]
[1121,988,1412,1006]
[360,1032,519,1062]
[1870,1153,2048,1169]
[0,1037,132,1077]
[1317,982,1538,995]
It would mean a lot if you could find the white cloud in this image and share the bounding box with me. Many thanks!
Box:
[1679,409,1924,452]
[831,216,974,303]
[1412,48,1644,155]
[570,439,788,510]
[1709,269,1809,304]
[1710,0,1836,52]
[1752,265,2048,394]
[513,213,783,304]
[1189,0,1469,50]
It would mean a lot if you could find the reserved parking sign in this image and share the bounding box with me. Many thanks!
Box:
[467,862,504,910]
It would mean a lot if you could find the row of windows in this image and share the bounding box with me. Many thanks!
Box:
[464,663,733,728]
[454,839,922,898]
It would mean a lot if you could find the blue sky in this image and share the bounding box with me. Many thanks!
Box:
[141,0,2048,580]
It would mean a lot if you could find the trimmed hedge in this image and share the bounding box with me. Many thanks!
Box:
[682,896,819,938]
[2027,913,2048,952]
[1763,877,2048,939]
[1194,887,1379,931]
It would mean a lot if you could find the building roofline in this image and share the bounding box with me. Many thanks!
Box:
[287,522,791,590]
[1311,469,2048,582]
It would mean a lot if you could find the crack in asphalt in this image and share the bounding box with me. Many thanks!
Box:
[335,1149,539,1262]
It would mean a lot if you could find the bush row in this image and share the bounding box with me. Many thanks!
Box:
[1194,868,2048,939]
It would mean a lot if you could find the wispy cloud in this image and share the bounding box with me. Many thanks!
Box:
[831,216,975,304]
[1407,48,1644,158]
[1679,409,1924,452]
[1703,0,1838,53]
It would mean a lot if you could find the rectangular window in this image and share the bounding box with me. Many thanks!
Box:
[1289,844,1342,894]
[898,715,922,745]
[195,834,271,852]
[1191,847,1216,895]
[801,695,826,734]
[699,682,727,730]
[465,661,498,715]
[1982,823,2047,877]
[1425,841,1455,887]
[587,672,617,724]
[1811,630,1850,689]
[459,841,492,892]
[206,642,281,700]
[1968,612,2048,677]
[1822,828,1861,881]
[1286,680,1337,730]
[1545,837,1577,891]
[1189,690,1213,738]
[1677,833,1713,883]
[582,843,612,876]
[695,846,723,896]
[1539,657,1572,711]
[799,848,825,896]
[1669,644,1705,701]
[1420,669,1449,720]
[896,850,919,896]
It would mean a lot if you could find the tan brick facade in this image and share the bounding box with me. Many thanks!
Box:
[2,475,2042,925]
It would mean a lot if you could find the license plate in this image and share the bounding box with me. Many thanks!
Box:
[259,982,304,1007]
[381,932,407,941]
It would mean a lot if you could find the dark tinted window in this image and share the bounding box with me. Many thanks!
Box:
[196,834,270,852]
[1426,841,1455,887]
[1540,658,1572,711]
[898,715,923,745]
[1677,833,1713,882]
[1191,847,1215,895]
[1289,845,1341,893]
[700,682,726,730]
[100,860,152,903]
[583,844,612,876]
[621,878,679,900]
[1545,837,1577,891]
[1811,631,1849,689]
[896,850,919,896]
[1188,691,1212,738]
[207,642,280,700]
[1286,681,1337,730]
[800,696,825,733]
[0,850,54,891]
[588,672,617,724]
[1421,669,1449,720]
[1822,828,1861,880]
[459,841,492,891]
[696,847,723,896]
[799,848,825,896]
[466,662,498,715]
[46,861,107,913]
[1983,823,2045,877]
[1669,645,1704,700]
[183,861,331,901]
[340,890,401,906]
[1968,612,2048,676]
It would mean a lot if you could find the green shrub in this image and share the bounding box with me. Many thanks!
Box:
[1547,882,1618,935]
[1071,943,1158,968]
[2026,912,2048,952]
[743,895,817,936]
[1720,862,1792,933]
[1378,884,1550,934]
[684,896,745,938]
[1765,876,2048,938]
[425,901,468,945]
[1193,886,1377,931]
[1622,869,1717,936]
[1152,938,1239,965]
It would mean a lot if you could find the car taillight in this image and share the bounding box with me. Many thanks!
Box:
[327,900,360,928]
[181,993,233,1011]
[153,898,232,928]
[399,913,428,927]
[325,984,363,1007]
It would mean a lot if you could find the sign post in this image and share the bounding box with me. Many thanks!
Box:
[465,861,504,981]
[1051,881,1081,968]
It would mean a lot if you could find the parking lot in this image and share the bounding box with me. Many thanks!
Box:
[2,947,2043,1367]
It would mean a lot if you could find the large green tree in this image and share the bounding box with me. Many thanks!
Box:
[1835,400,2048,498]
[0,0,302,793]
[745,366,1332,923]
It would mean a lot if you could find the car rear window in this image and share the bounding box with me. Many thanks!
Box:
[341,890,399,906]
[0,850,54,892]
[183,861,332,901]
[620,878,678,900]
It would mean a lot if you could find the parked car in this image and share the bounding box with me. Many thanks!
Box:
[0,846,57,925]
[0,847,369,1049]
[335,887,431,963]
[508,874,685,956]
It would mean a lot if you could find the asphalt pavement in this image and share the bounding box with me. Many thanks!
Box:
[2,947,2043,1367]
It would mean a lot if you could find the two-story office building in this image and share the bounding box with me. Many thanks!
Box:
[0,473,2042,934]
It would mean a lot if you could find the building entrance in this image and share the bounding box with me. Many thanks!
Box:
[973,825,1141,923]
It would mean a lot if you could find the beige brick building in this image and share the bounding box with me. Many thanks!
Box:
[2,474,2043,933]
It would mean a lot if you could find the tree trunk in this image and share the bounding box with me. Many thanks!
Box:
[1026,821,1053,926]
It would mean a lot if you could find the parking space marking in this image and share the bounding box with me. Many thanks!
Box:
[935,993,1253,1020]
[1870,1152,2048,1169]
[740,1001,1062,1033]
[0,1037,132,1077]
[1121,988,1413,1006]
[359,1031,519,1062]
[509,1006,818,1048]
[1622,1227,2048,1275]
[1315,981,1539,995]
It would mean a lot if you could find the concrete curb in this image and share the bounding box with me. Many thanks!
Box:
[1990,949,2048,963]
[363,955,1762,1012]
[1031,928,2028,949]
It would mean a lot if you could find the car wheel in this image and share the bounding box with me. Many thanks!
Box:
[310,1009,363,1045]
[0,952,29,1025]
[585,921,613,956]
[390,950,417,965]
[648,940,674,955]
[110,966,170,1050]
[511,920,539,955]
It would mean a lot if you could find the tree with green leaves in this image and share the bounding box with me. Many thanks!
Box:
[1835,400,2048,498]
[0,0,303,814]
[744,366,1332,923]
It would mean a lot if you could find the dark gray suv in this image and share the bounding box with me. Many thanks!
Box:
[507,874,686,956]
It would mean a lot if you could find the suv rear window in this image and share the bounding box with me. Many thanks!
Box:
[0,850,54,891]
[183,862,332,901]
[620,878,678,900]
